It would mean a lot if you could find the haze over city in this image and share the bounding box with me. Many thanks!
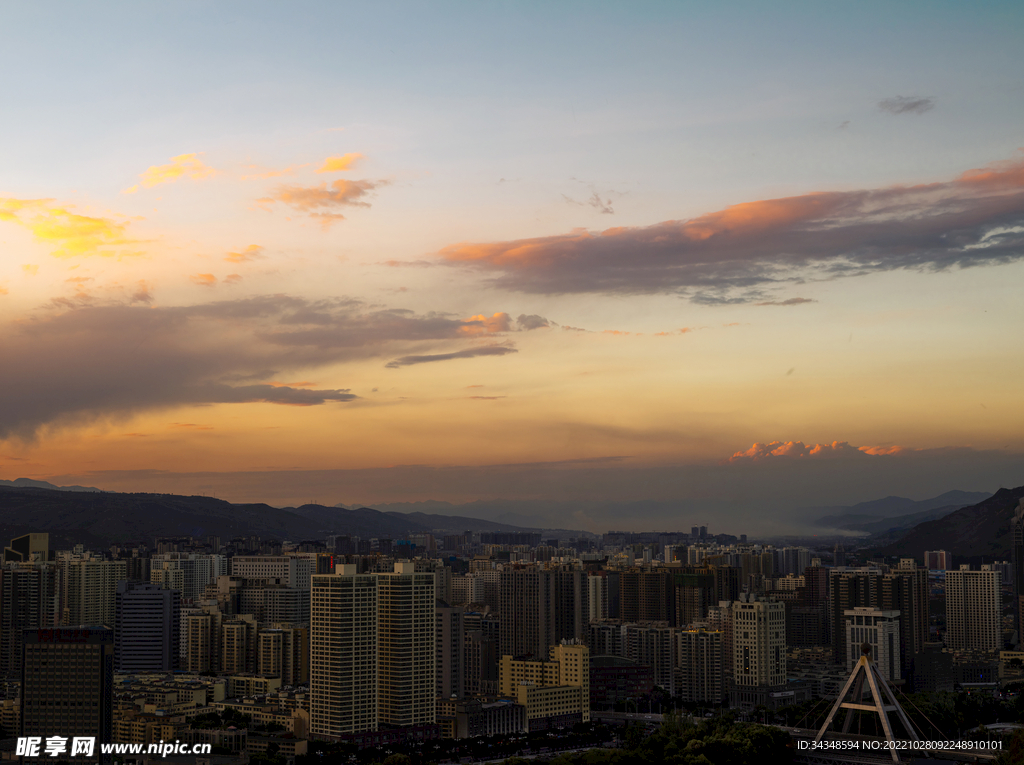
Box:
[1,2,1023,533]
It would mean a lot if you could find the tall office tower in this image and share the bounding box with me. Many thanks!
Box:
[377,561,437,727]
[924,551,952,571]
[588,574,608,622]
[828,568,883,665]
[150,552,228,601]
[59,557,127,628]
[21,627,114,754]
[257,624,309,686]
[676,625,725,704]
[731,596,786,704]
[3,533,49,563]
[674,567,715,627]
[499,567,556,660]
[622,623,676,695]
[554,569,590,645]
[1012,499,1024,646]
[843,607,901,682]
[231,555,314,589]
[946,564,1001,651]
[310,565,378,738]
[436,601,465,700]
[0,563,60,680]
[114,581,180,673]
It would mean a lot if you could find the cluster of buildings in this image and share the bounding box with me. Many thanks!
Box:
[0,497,1021,761]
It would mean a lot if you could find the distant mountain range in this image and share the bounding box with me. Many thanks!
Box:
[0,484,552,548]
[873,484,1024,562]
[812,490,990,531]
[0,477,102,493]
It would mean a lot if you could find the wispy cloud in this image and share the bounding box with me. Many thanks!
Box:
[316,153,364,173]
[123,153,215,193]
[438,154,1024,303]
[0,198,140,258]
[259,178,387,227]
[753,297,815,306]
[878,95,934,115]
[225,244,265,263]
[385,345,518,369]
[190,273,217,287]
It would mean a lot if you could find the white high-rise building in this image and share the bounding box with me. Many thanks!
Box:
[310,565,379,738]
[946,564,1001,651]
[378,561,437,727]
[843,607,901,682]
[731,595,786,707]
[310,562,436,738]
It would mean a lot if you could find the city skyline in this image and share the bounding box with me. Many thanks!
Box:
[1,3,1023,527]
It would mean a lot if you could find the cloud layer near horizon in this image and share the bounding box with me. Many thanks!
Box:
[0,296,518,439]
[438,156,1024,303]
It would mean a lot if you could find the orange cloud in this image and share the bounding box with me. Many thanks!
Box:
[728,440,913,462]
[728,440,861,462]
[223,274,242,284]
[22,264,38,276]
[124,153,214,193]
[171,422,213,430]
[190,273,217,287]
[858,445,908,456]
[0,198,140,258]
[269,381,317,388]
[460,312,512,334]
[436,153,1024,301]
[259,178,386,228]
[225,244,265,263]
[316,153,364,173]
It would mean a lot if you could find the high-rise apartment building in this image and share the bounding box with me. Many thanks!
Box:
[676,625,725,704]
[946,565,1001,651]
[0,563,60,680]
[310,565,378,738]
[310,562,436,738]
[257,624,308,686]
[499,568,556,660]
[150,553,228,602]
[21,627,114,757]
[437,602,465,701]
[843,607,901,682]
[114,581,180,673]
[59,556,126,628]
[731,596,786,707]
[377,561,437,728]
[924,551,952,571]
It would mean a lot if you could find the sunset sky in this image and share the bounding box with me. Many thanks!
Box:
[1,2,1022,530]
